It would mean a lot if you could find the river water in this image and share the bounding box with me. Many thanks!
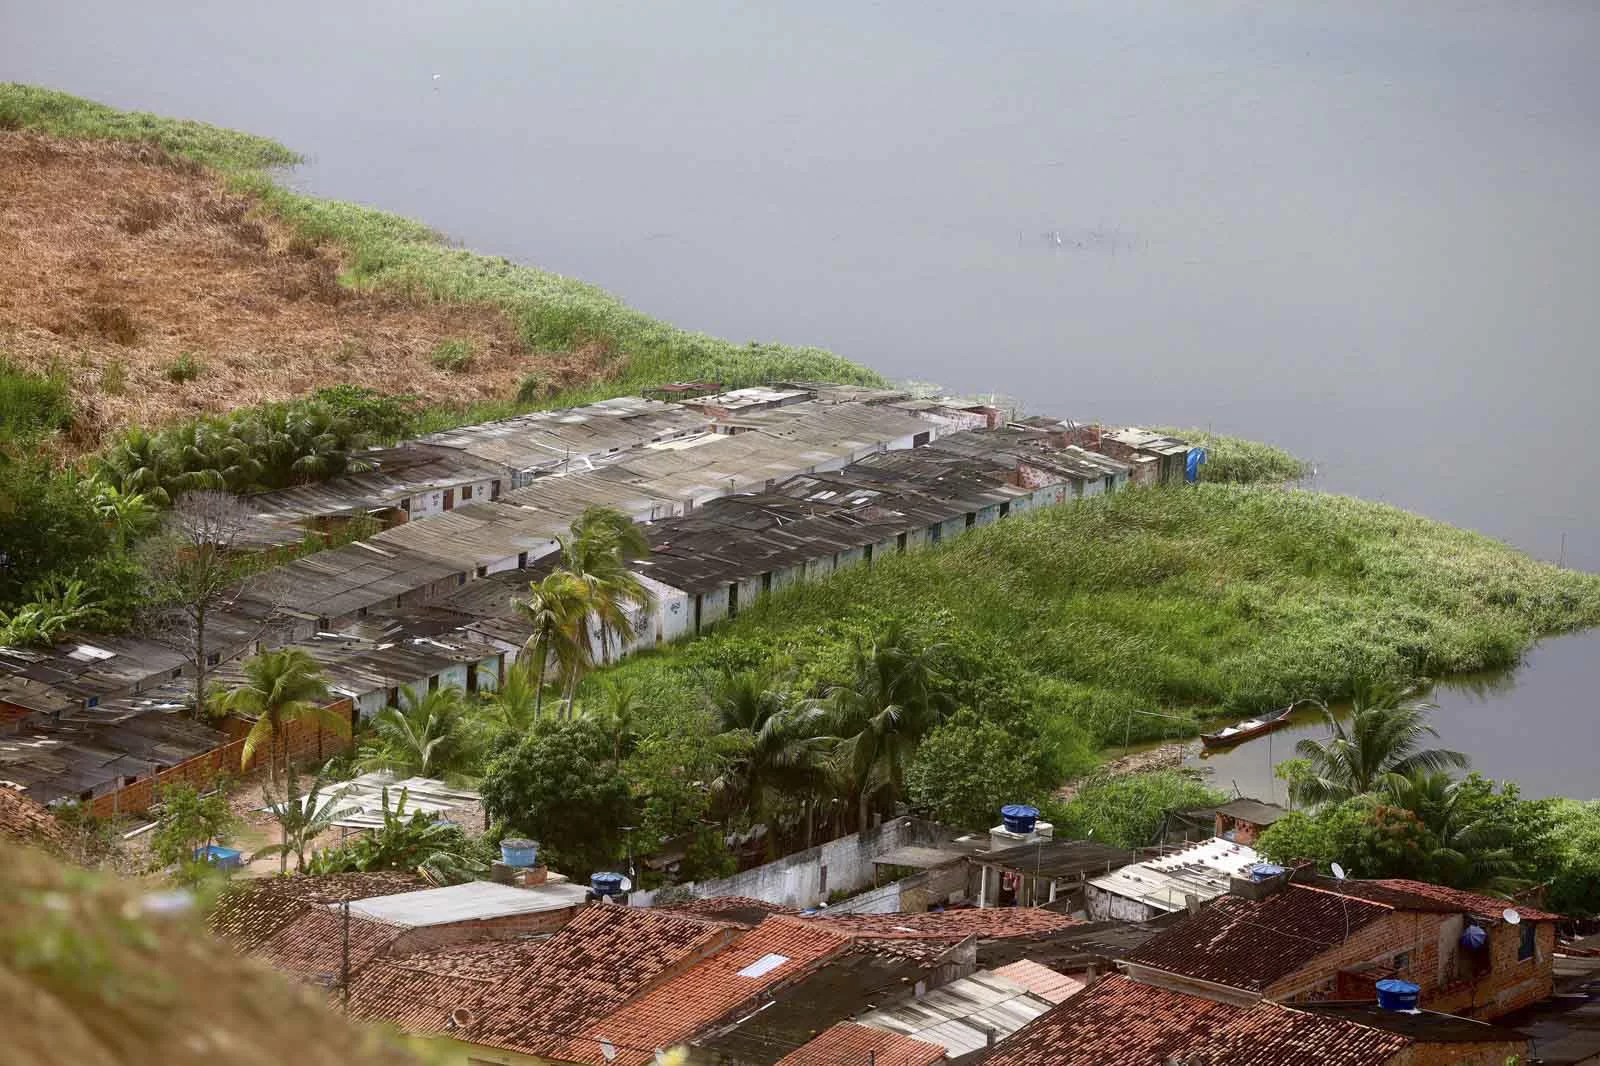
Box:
[5,1,1598,795]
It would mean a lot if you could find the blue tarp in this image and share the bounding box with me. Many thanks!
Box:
[1186,447,1208,483]
[195,845,243,869]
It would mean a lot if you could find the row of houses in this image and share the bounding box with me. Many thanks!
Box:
[0,384,1193,813]
[201,800,1579,1065]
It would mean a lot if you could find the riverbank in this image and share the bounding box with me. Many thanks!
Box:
[0,83,879,446]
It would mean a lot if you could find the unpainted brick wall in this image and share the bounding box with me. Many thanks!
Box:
[1390,1039,1531,1066]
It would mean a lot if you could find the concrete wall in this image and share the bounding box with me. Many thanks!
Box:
[835,546,866,570]
[630,819,961,910]
[696,585,730,632]
[1084,883,1164,923]
[803,555,836,583]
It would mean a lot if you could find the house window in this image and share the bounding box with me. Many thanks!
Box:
[171,667,183,680]
[400,497,411,512]
[965,512,976,528]
[819,865,828,896]
[205,652,221,666]
[913,431,930,447]
[1000,502,1011,518]
[1519,923,1536,961]
[428,675,440,692]
[1393,951,1411,971]
[461,484,472,501]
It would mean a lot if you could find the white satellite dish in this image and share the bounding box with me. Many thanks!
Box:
[1330,862,1347,881]
[600,1038,617,1062]
[1503,908,1522,926]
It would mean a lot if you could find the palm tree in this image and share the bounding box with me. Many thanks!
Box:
[709,670,833,850]
[485,658,543,736]
[1291,688,1469,809]
[514,569,594,719]
[358,686,472,779]
[826,625,954,830]
[562,506,654,664]
[222,648,349,786]
[258,760,359,874]
[1381,771,1527,893]
[90,480,156,546]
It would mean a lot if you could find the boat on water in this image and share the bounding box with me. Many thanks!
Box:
[1200,704,1297,750]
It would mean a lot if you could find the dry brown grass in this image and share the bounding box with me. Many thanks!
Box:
[0,133,601,445]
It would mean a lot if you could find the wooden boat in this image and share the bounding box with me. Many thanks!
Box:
[1200,704,1296,750]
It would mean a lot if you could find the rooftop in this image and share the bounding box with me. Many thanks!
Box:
[1213,797,1291,826]
[976,839,1136,880]
[1122,885,1392,993]
[1296,876,1565,922]
[979,975,1241,1066]
[1085,838,1261,913]
[856,968,1057,1058]
[342,879,587,928]
[776,1022,945,1066]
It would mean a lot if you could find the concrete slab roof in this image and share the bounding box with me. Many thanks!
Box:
[341,879,587,927]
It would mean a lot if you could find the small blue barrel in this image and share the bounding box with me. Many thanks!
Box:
[500,839,539,867]
[1376,979,1420,1012]
[591,872,625,897]
[1001,804,1040,834]
[1249,864,1288,883]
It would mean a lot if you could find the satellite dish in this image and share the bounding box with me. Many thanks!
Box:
[1330,863,1347,881]
[1503,908,1522,926]
[600,1038,617,1062]
[448,1007,473,1030]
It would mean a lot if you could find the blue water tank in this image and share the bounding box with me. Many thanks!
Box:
[1376,979,1420,1012]
[1249,864,1288,883]
[1001,804,1040,834]
[500,839,539,868]
[591,872,625,897]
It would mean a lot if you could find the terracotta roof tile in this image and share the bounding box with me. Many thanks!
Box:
[349,939,543,1032]
[553,914,856,1066]
[663,896,799,923]
[462,904,746,1058]
[1175,1001,1411,1066]
[0,787,65,849]
[777,1021,946,1066]
[1123,886,1391,992]
[254,906,406,984]
[990,959,1086,1004]
[1300,877,1565,923]
[806,908,1080,939]
[209,872,427,951]
[983,976,1240,1066]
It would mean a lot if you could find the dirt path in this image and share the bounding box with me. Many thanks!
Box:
[1056,739,1198,800]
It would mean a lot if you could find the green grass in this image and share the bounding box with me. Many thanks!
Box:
[428,338,475,373]
[0,358,75,441]
[1157,427,1310,484]
[0,83,882,415]
[589,485,1600,746]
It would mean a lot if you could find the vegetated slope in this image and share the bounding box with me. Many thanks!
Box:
[0,843,420,1066]
[0,83,881,445]
[595,486,1600,745]
[0,134,543,444]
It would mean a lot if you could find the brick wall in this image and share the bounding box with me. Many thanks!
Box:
[90,700,355,819]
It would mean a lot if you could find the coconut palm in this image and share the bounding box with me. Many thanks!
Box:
[90,480,156,546]
[826,625,955,829]
[1291,688,1469,809]
[1381,770,1527,893]
[709,670,832,849]
[358,686,473,779]
[222,648,349,786]
[561,505,654,667]
[514,569,594,720]
[258,760,359,874]
[485,659,543,736]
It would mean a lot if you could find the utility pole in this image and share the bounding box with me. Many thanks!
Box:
[340,899,351,1012]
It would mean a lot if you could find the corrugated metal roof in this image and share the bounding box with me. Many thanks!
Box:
[858,970,1055,1057]
[1086,838,1261,913]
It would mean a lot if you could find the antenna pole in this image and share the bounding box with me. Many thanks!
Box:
[341,898,351,1012]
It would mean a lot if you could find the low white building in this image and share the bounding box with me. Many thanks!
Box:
[1085,837,1262,922]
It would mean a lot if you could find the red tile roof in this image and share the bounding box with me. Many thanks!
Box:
[1123,885,1392,992]
[982,976,1241,1066]
[1300,878,1565,923]
[253,906,406,984]
[663,896,798,922]
[462,904,746,1059]
[551,914,856,1066]
[1174,1000,1410,1066]
[991,959,1086,1004]
[776,1021,946,1066]
[806,908,1080,939]
[348,938,544,1032]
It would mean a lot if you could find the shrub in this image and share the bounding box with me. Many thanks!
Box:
[1046,770,1226,848]
[163,352,205,383]
[428,338,475,373]
[0,359,74,439]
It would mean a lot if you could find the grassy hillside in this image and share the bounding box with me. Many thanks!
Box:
[0,83,880,434]
[591,485,1600,746]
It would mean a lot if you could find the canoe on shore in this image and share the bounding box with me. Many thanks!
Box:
[1200,704,1296,750]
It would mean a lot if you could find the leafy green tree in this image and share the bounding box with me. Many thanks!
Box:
[308,787,485,884]
[826,625,955,829]
[709,670,833,849]
[151,781,236,885]
[357,686,475,779]
[0,457,116,611]
[258,761,358,875]
[1291,689,1468,808]
[481,719,633,876]
[562,505,654,668]
[1381,771,1529,892]
[1544,800,1600,917]
[625,731,729,880]
[1048,771,1226,849]
[907,710,1053,828]
[515,569,595,719]
[1256,798,1436,881]
[222,648,347,786]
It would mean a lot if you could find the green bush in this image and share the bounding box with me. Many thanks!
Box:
[428,338,475,373]
[1046,770,1226,848]
[163,353,205,384]
[0,359,74,440]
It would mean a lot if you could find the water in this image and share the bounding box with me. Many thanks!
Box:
[5,0,1598,793]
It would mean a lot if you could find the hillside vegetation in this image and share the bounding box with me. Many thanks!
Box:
[591,485,1600,746]
[0,83,878,449]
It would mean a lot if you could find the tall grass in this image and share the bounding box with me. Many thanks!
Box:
[0,359,74,441]
[0,83,882,415]
[1157,426,1310,484]
[591,485,1600,745]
